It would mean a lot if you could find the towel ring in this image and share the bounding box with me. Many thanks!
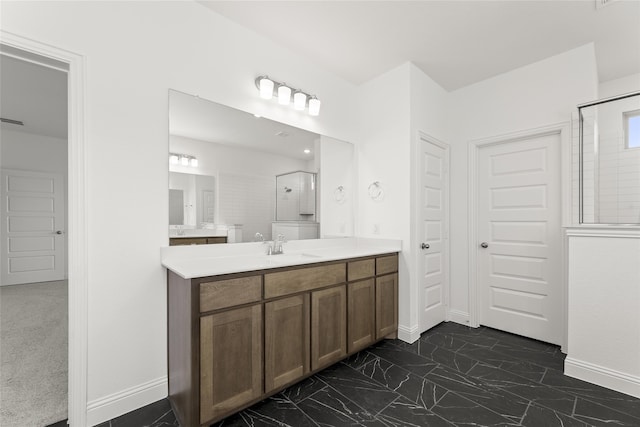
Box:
[334,186,346,204]
[368,181,384,201]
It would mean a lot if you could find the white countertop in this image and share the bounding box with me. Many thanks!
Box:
[161,237,401,279]
[169,229,228,238]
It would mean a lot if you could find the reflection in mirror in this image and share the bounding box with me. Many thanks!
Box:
[169,89,355,245]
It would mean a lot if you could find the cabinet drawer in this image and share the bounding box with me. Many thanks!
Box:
[347,259,375,282]
[200,276,262,312]
[264,263,346,299]
[376,254,398,275]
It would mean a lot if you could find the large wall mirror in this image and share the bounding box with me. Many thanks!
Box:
[168,89,355,245]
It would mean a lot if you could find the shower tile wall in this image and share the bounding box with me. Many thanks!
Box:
[218,172,275,241]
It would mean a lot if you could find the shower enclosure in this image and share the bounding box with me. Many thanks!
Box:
[273,171,318,240]
[578,92,640,224]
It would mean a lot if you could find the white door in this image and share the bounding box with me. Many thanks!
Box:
[477,134,561,344]
[1,169,65,285]
[419,136,449,332]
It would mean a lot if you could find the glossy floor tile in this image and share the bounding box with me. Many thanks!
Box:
[92,322,640,427]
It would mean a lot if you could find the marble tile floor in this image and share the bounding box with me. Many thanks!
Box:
[68,322,640,427]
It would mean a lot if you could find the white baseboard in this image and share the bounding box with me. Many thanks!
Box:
[398,323,420,343]
[87,376,168,426]
[447,309,470,326]
[564,357,640,399]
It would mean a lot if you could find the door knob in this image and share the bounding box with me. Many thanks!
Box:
[421,243,430,250]
[56,230,63,235]
[480,242,488,248]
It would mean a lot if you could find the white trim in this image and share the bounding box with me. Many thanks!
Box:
[87,377,168,426]
[398,323,421,343]
[413,131,451,334]
[446,309,470,326]
[467,122,570,347]
[564,357,640,399]
[1,30,88,426]
[565,227,640,238]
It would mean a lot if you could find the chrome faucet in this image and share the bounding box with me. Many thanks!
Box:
[254,232,264,242]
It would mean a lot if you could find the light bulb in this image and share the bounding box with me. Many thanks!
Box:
[293,91,306,110]
[308,97,321,116]
[181,156,189,166]
[278,85,291,105]
[170,154,179,164]
[190,158,198,167]
[259,77,274,99]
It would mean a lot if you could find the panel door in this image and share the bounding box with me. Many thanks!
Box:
[265,294,310,393]
[347,278,375,353]
[0,169,65,285]
[376,273,398,339]
[311,285,346,370]
[419,137,448,332]
[200,305,262,423]
[478,133,561,344]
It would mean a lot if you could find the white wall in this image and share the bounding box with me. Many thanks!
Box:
[1,2,360,424]
[600,73,640,98]
[355,63,413,338]
[1,128,67,174]
[447,44,599,320]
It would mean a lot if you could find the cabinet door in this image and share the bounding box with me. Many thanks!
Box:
[347,279,375,353]
[265,294,310,393]
[376,273,398,339]
[311,285,347,370]
[200,305,262,423]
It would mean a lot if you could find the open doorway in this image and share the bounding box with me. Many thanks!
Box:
[0,48,69,426]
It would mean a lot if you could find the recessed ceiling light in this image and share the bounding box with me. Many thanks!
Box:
[304,149,311,154]
[254,114,261,118]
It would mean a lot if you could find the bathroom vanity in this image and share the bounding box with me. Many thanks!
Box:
[162,238,400,426]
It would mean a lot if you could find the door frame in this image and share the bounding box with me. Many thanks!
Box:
[1,31,89,425]
[413,131,451,334]
[467,122,571,351]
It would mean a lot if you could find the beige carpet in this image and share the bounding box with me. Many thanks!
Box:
[0,280,68,427]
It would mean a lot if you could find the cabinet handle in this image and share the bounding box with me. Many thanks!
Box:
[421,243,430,250]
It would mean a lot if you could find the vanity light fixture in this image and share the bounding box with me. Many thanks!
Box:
[293,91,306,110]
[278,84,291,105]
[308,96,321,116]
[255,75,321,116]
[170,153,198,168]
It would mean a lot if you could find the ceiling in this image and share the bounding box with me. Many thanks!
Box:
[170,90,319,161]
[200,0,640,91]
[0,53,68,139]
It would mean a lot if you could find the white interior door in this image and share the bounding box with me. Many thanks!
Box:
[419,136,449,332]
[1,169,65,286]
[477,134,561,344]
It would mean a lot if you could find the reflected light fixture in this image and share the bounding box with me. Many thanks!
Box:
[259,76,274,99]
[170,153,198,168]
[308,96,321,116]
[255,75,321,116]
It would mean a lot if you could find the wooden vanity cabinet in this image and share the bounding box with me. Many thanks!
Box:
[169,236,227,246]
[265,294,310,393]
[311,285,347,370]
[199,304,262,422]
[167,252,398,426]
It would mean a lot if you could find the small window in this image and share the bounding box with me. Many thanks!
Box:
[625,110,640,149]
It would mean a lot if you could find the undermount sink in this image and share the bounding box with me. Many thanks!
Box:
[264,253,323,264]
